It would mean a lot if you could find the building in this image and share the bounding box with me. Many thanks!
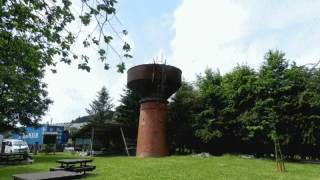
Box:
[12,125,68,150]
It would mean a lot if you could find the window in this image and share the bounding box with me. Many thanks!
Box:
[13,141,27,146]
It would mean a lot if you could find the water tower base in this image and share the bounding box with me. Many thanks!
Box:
[136,101,168,157]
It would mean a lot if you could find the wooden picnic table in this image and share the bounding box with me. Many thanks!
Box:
[56,159,93,168]
[53,159,95,174]
[0,152,27,164]
[12,171,82,180]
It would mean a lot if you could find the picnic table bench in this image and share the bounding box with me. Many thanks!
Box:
[50,159,96,174]
[0,152,28,164]
[12,171,82,180]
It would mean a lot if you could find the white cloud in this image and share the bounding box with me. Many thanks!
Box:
[171,0,320,81]
[44,58,129,123]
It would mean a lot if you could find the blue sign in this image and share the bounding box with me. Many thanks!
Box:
[12,125,68,145]
[13,127,43,145]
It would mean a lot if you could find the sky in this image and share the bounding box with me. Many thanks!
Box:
[43,0,320,123]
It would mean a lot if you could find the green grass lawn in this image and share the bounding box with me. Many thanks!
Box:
[0,153,320,180]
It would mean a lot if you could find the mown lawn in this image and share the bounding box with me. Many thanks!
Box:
[0,153,320,180]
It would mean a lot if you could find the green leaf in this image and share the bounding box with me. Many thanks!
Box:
[104,63,110,70]
[97,4,108,11]
[122,42,131,52]
[123,53,132,58]
[116,62,125,73]
[83,39,90,47]
[99,56,107,62]
[90,7,99,15]
[92,37,99,45]
[79,13,91,26]
[98,49,106,56]
[78,63,91,72]
[106,7,116,14]
[104,36,113,44]
[61,57,71,64]
[81,55,89,63]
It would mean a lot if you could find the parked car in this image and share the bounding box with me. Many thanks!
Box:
[63,146,75,152]
[2,139,29,153]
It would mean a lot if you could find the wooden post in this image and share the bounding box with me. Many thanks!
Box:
[274,138,285,172]
[278,141,285,172]
[90,127,94,156]
[34,142,38,155]
[120,127,130,156]
[274,140,279,171]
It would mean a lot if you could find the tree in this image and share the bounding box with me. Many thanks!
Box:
[193,68,226,154]
[168,81,198,154]
[221,65,257,153]
[0,0,131,131]
[113,87,140,138]
[86,86,114,122]
[292,65,320,158]
[240,50,290,156]
[1,0,131,72]
[71,115,92,123]
[0,35,52,132]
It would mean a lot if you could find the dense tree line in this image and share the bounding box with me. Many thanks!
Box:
[75,50,320,158]
[168,50,320,159]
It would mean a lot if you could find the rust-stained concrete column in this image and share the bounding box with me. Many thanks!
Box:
[136,101,168,157]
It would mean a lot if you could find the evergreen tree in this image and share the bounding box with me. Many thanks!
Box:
[168,81,198,153]
[86,86,114,123]
[114,88,140,138]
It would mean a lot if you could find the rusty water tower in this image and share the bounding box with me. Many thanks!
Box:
[127,63,182,157]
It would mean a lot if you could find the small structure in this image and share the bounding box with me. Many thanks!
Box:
[73,122,131,155]
[127,63,182,157]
